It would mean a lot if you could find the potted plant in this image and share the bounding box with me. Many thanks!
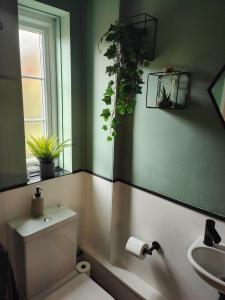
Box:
[26,136,70,179]
[158,86,173,108]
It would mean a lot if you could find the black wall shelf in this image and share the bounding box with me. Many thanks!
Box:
[146,70,191,109]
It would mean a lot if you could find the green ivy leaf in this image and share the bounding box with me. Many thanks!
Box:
[102,125,108,131]
[107,136,112,142]
[105,86,114,97]
[104,44,117,59]
[117,107,126,115]
[108,80,114,87]
[102,96,111,105]
[105,32,116,42]
[108,24,115,32]
[100,108,111,121]
[112,131,118,138]
[111,118,119,129]
[138,69,144,75]
[136,86,142,94]
[127,107,134,114]
[106,65,118,76]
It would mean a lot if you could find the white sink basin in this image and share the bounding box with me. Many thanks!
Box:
[188,238,225,294]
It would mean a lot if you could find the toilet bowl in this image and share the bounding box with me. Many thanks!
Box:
[8,206,114,300]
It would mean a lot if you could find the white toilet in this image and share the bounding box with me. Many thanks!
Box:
[8,206,114,300]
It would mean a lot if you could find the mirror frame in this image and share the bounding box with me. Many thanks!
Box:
[208,64,225,129]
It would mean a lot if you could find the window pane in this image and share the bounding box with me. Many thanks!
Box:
[22,78,43,119]
[19,29,42,77]
[25,122,44,158]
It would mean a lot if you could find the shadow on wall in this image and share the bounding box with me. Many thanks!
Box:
[112,184,183,300]
[114,112,135,182]
[148,249,183,299]
[83,174,113,261]
[111,113,134,261]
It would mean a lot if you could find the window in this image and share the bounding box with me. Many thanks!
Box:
[19,30,47,158]
[18,2,72,175]
[18,7,58,173]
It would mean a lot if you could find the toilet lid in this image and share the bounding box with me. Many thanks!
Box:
[45,274,114,300]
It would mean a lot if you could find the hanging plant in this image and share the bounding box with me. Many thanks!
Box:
[99,20,149,141]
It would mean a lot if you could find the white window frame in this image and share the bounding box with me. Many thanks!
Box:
[18,7,58,174]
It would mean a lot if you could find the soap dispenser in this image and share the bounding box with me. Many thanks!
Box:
[31,187,44,218]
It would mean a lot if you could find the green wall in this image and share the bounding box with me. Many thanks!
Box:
[83,0,120,179]
[114,0,225,215]
[0,0,27,189]
[0,78,27,189]
[83,0,225,216]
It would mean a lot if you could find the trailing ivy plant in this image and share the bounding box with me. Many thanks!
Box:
[99,20,149,141]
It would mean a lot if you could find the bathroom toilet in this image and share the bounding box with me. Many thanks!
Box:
[8,206,114,300]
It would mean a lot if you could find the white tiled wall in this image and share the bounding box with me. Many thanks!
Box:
[0,172,224,300]
[82,174,225,300]
[111,182,222,300]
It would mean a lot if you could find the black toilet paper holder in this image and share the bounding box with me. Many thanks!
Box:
[144,241,161,256]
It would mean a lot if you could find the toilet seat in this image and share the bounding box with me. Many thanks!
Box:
[44,274,114,300]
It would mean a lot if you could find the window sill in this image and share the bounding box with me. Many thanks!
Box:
[0,169,77,193]
[27,168,71,185]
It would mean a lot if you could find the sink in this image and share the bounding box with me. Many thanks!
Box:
[187,238,225,294]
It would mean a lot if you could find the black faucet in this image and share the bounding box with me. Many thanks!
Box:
[203,219,221,247]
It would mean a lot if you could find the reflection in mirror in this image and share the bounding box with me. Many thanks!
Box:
[208,64,225,128]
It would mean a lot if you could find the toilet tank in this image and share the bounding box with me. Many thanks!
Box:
[9,206,77,299]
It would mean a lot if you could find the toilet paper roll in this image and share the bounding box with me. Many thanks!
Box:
[76,261,91,277]
[125,236,149,259]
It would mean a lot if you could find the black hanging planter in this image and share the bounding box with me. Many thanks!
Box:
[128,13,157,61]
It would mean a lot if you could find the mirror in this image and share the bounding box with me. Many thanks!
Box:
[208,64,225,128]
